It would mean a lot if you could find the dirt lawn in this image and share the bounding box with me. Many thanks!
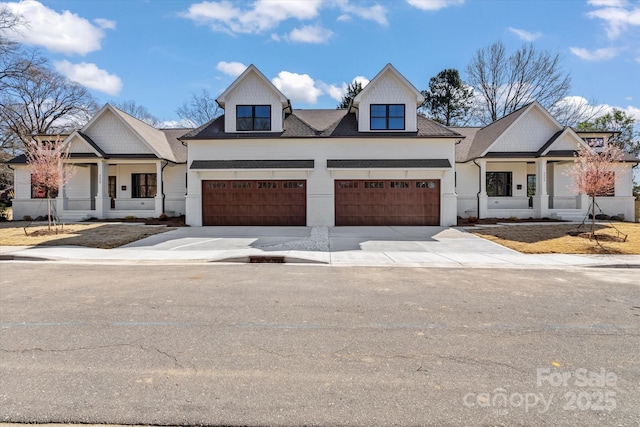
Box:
[468,222,640,254]
[0,222,175,249]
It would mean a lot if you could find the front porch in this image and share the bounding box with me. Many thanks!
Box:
[473,157,635,222]
[56,159,165,221]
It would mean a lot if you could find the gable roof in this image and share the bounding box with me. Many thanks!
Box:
[67,104,187,163]
[453,102,570,162]
[536,127,590,157]
[181,109,462,140]
[352,64,424,109]
[216,64,290,112]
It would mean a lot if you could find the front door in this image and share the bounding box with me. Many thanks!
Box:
[108,176,116,209]
[527,174,536,208]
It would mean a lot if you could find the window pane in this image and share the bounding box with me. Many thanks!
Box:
[370,117,386,130]
[254,117,271,131]
[237,106,252,118]
[371,105,386,117]
[388,105,404,117]
[237,117,253,131]
[388,117,404,130]
[255,106,270,118]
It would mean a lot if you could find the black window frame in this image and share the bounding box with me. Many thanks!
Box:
[132,173,157,198]
[236,105,271,131]
[486,172,513,197]
[370,104,405,130]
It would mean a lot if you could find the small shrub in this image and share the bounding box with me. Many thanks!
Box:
[23,215,33,222]
[158,213,168,221]
[124,215,136,221]
[468,216,478,224]
[507,216,518,222]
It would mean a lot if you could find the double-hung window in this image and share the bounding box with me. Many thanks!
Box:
[132,173,157,198]
[236,105,271,131]
[370,104,405,130]
[486,172,512,197]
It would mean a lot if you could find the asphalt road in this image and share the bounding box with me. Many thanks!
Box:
[1,263,639,426]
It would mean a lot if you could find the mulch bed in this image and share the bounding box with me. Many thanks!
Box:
[457,217,567,226]
[87,215,188,227]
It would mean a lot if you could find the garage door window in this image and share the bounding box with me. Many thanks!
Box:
[364,181,385,189]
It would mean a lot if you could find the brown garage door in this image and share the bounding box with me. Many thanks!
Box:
[202,180,306,226]
[335,179,440,226]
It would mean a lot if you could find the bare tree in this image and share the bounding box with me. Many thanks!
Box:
[24,136,75,230]
[176,89,221,127]
[0,61,97,147]
[467,41,571,124]
[567,144,623,237]
[114,100,161,127]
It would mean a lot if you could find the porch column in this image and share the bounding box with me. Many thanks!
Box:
[533,159,548,217]
[478,159,488,218]
[154,160,164,217]
[95,160,109,219]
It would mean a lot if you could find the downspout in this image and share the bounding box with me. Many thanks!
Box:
[161,160,168,214]
[473,159,481,218]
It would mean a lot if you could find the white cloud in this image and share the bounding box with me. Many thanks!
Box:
[570,46,618,61]
[335,1,388,25]
[587,1,640,39]
[318,76,370,102]
[54,60,122,95]
[94,18,116,30]
[587,0,628,8]
[2,0,112,55]
[272,71,322,104]
[406,0,465,11]
[288,25,333,43]
[182,0,389,38]
[215,61,248,77]
[508,27,541,41]
[555,96,640,123]
[182,0,322,34]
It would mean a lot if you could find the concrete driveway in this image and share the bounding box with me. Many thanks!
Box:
[2,225,639,267]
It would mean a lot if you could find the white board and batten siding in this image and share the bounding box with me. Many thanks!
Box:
[186,137,457,227]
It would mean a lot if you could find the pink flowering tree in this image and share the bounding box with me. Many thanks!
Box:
[567,144,623,237]
[24,137,74,230]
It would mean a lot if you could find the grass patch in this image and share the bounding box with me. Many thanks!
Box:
[468,222,640,255]
[0,222,175,249]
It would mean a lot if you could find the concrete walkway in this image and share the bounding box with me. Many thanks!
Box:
[1,226,639,268]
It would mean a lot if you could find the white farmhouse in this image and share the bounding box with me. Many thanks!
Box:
[7,64,638,225]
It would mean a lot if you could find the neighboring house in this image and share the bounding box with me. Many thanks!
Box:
[180,64,461,227]
[6,65,638,225]
[8,104,188,221]
[453,102,638,221]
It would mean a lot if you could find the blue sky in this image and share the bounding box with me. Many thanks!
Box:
[2,0,639,127]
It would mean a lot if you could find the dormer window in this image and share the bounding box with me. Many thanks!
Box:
[237,105,271,131]
[370,104,405,130]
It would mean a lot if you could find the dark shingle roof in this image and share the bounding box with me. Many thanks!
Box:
[160,128,189,163]
[191,160,314,169]
[452,103,533,162]
[181,110,463,140]
[327,159,451,168]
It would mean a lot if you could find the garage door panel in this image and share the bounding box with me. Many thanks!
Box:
[335,179,440,226]
[202,180,306,226]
